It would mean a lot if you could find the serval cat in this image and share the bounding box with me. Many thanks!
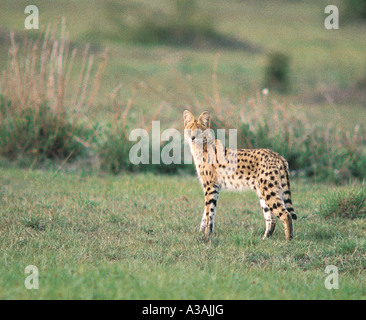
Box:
[183,110,297,241]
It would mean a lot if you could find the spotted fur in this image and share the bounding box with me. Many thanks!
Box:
[183,110,297,241]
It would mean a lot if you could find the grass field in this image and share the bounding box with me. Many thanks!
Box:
[1,0,366,107]
[0,0,365,300]
[0,167,365,299]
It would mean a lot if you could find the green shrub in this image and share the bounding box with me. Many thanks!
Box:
[264,52,291,93]
[97,126,139,174]
[319,187,366,219]
[97,125,194,175]
[0,22,106,164]
[0,103,94,162]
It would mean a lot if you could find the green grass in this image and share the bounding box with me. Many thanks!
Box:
[319,186,366,218]
[1,0,366,106]
[0,167,365,299]
[0,0,365,300]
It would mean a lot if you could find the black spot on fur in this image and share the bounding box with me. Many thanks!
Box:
[206,198,217,207]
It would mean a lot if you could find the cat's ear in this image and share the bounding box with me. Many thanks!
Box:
[197,111,210,128]
[183,110,194,127]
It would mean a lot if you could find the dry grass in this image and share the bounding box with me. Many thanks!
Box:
[0,20,108,162]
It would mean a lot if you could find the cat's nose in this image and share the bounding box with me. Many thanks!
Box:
[191,136,196,141]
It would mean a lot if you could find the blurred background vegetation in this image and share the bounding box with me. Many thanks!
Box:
[0,0,365,182]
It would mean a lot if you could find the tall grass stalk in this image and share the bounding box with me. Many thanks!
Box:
[0,19,108,162]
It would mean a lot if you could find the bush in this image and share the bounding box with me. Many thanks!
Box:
[0,102,93,162]
[97,126,139,174]
[96,90,195,175]
[319,187,366,219]
[264,52,291,93]
[97,125,194,175]
[0,21,107,164]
